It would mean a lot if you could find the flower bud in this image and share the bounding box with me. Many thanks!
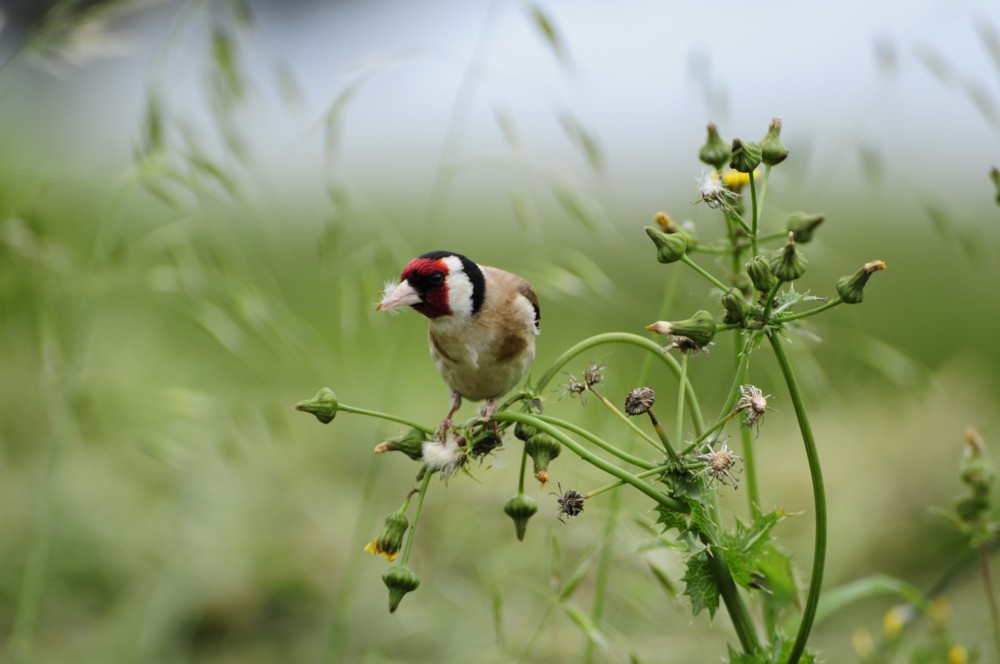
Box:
[294,387,340,424]
[732,270,753,297]
[647,310,716,347]
[373,428,427,461]
[654,212,698,248]
[645,226,687,264]
[786,211,825,243]
[746,255,777,293]
[769,234,807,283]
[721,288,753,324]
[729,139,762,174]
[698,122,730,170]
[364,511,408,561]
[759,118,789,166]
[525,431,561,484]
[503,494,538,541]
[514,420,539,442]
[960,428,994,492]
[382,565,420,613]
[836,260,885,304]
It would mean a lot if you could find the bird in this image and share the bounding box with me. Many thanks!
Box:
[377,251,540,439]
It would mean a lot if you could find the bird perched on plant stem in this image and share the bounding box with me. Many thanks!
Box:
[377,251,540,439]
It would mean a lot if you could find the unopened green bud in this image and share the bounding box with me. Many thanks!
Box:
[504,494,538,541]
[746,255,777,293]
[769,234,807,282]
[645,226,687,264]
[786,211,825,243]
[373,428,427,461]
[729,139,762,174]
[514,420,538,442]
[654,211,698,248]
[698,122,731,170]
[525,432,561,485]
[647,310,716,347]
[382,565,420,613]
[364,511,408,561]
[836,260,886,304]
[721,288,753,325]
[759,118,789,166]
[294,387,340,424]
[960,428,995,492]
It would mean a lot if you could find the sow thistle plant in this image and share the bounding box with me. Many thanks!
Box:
[296,119,887,662]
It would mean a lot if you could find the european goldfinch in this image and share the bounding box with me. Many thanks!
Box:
[377,251,540,437]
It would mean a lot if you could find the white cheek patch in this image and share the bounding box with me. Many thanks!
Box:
[442,255,475,317]
[514,293,540,334]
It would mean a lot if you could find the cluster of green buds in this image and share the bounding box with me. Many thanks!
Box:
[955,428,996,545]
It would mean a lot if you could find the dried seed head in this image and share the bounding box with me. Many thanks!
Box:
[583,363,605,388]
[422,431,467,478]
[625,387,656,416]
[554,488,585,522]
[563,374,587,399]
[696,440,743,488]
[735,385,772,431]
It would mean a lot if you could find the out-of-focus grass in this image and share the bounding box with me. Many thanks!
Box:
[3,4,1000,661]
[2,157,999,662]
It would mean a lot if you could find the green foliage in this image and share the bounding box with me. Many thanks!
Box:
[682,552,720,618]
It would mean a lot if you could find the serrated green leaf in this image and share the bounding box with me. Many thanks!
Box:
[654,504,687,533]
[756,543,800,613]
[682,552,719,618]
[719,510,785,590]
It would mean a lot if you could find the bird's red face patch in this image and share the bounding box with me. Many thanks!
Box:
[401,257,451,318]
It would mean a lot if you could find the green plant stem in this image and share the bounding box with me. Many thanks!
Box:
[647,411,679,460]
[748,171,760,257]
[492,412,684,511]
[675,353,688,449]
[680,254,730,293]
[732,333,761,518]
[583,479,621,664]
[773,297,843,324]
[761,282,784,321]
[702,537,762,655]
[727,209,753,235]
[493,415,761,655]
[534,414,656,470]
[400,470,434,567]
[517,442,529,494]
[589,387,664,454]
[979,543,1000,661]
[338,403,433,435]
[768,332,826,664]
[532,332,705,435]
[678,411,740,456]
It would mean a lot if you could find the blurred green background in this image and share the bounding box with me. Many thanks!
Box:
[2,1,1000,662]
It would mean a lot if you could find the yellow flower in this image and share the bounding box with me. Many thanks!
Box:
[948,644,968,664]
[929,596,951,624]
[882,604,909,638]
[722,168,760,191]
[363,511,408,561]
[851,628,874,657]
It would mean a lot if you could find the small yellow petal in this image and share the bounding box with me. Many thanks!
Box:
[948,644,968,664]
[882,605,908,638]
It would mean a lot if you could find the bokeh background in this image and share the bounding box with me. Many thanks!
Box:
[2,0,1000,662]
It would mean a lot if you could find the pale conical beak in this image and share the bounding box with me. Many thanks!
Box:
[377,280,423,311]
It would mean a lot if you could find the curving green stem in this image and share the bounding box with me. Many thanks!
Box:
[495,411,761,655]
[492,412,684,512]
[534,414,657,470]
[680,255,730,293]
[773,296,843,324]
[400,469,434,566]
[675,353,688,449]
[768,332,826,664]
[338,403,433,435]
[532,332,705,435]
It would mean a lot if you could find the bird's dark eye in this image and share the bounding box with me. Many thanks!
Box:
[429,272,445,285]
